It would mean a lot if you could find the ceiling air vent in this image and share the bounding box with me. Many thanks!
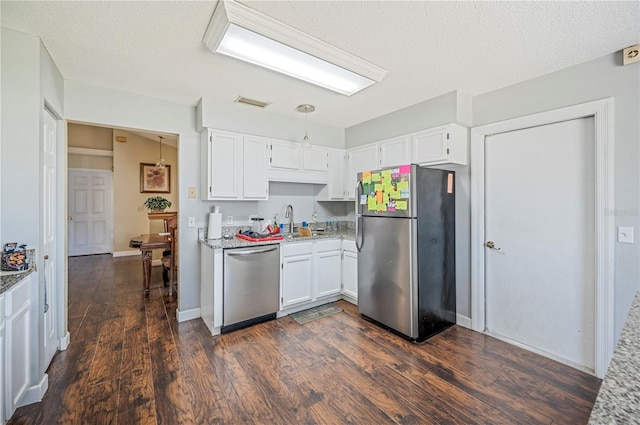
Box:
[235,96,270,108]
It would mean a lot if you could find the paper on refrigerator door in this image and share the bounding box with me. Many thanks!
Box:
[362,164,411,213]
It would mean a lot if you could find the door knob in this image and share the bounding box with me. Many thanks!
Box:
[68,216,73,220]
[485,241,501,250]
[44,255,49,260]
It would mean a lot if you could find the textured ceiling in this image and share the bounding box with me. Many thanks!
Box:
[2,1,638,128]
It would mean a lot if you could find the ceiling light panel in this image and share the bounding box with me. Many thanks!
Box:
[203,0,387,96]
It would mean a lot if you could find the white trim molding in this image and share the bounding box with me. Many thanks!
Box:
[67,147,113,157]
[177,307,201,323]
[18,374,49,407]
[58,331,70,351]
[456,314,472,329]
[112,250,140,258]
[470,98,614,378]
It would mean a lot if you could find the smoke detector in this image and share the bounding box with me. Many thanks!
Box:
[623,44,640,65]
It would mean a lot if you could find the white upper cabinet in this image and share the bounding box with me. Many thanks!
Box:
[316,148,346,201]
[378,135,410,168]
[410,123,468,165]
[201,129,243,200]
[201,129,269,201]
[270,139,301,171]
[302,146,329,172]
[269,140,328,184]
[345,144,378,199]
[242,136,270,200]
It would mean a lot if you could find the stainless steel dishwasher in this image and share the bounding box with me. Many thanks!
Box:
[222,244,280,333]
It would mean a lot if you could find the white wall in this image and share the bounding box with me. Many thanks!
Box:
[207,182,348,228]
[473,52,640,339]
[1,28,66,389]
[64,81,202,312]
[345,90,461,148]
[198,97,345,149]
[1,29,41,245]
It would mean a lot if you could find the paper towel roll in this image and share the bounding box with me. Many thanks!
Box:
[208,212,222,239]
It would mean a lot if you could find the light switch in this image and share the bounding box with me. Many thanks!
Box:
[188,217,195,227]
[618,226,634,244]
[188,187,196,198]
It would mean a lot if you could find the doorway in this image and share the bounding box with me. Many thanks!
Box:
[470,99,614,378]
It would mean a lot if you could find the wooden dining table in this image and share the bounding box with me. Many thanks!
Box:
[129,233,172,298]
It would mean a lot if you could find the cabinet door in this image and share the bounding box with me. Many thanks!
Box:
[327,148,346,200]
[5,280,30,419]
[316,250,342,298]
[281,254,313,307]
[243,136,269,199]
[342,248,358,301]
[379,136,410,168]
[270,139,301,170]
[346,145,378,199]
[302,146,329,172]
[208,130,243,199]
[411,126,448,164]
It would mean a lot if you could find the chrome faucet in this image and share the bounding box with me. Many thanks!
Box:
[285,204,294,234]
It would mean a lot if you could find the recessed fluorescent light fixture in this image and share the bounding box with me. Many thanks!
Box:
[203,0,387,96]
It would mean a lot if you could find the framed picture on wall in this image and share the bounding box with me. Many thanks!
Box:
[140,163,171,193]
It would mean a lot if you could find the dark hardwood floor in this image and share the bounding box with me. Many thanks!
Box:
[9,254,601,424]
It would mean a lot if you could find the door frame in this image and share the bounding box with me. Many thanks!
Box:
[67,168,114,256]
[470,98,614,378]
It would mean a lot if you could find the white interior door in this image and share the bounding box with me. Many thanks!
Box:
[42,109,58,365]
[484,117,595,372]
[68,169,113,256]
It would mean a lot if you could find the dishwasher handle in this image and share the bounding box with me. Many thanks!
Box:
[226,246,279,256]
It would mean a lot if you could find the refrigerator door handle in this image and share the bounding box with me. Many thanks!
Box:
[355,181,364,252]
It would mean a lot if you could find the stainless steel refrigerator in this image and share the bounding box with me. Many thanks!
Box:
[356,164,456,341]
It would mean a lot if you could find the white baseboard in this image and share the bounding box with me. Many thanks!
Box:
[177,307,201,323]
[18,373,49,407]
[59,331,70,351]
[277,295,343,318]
[112,250,140,258]
[456,313,472,329]
[342,294,358,306]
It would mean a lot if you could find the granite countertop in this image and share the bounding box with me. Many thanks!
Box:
[588,291,640,423]
[200,228,355,249]
[0,248,36,294]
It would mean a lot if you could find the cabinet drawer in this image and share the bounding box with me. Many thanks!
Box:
[5,275,31,317]
[342,239,356,253]
[282,241,313,257]
[316,239,342,253]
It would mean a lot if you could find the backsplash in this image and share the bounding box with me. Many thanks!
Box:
[199,220,354,239]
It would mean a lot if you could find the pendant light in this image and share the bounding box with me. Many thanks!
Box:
[297,104,315,149]
[156,136,166,169]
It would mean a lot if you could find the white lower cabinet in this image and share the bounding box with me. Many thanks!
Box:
[200,243,223,336]
[281,242,314,308]
[280,239,357,314]
[315,240,342,298]
[342,240,358,303]
[4,275,32,422]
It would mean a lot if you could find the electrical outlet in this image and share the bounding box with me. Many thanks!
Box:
[618,226,634,244]
[188,217,195,227]
[188,187,196,198]
[227,216,233,224]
